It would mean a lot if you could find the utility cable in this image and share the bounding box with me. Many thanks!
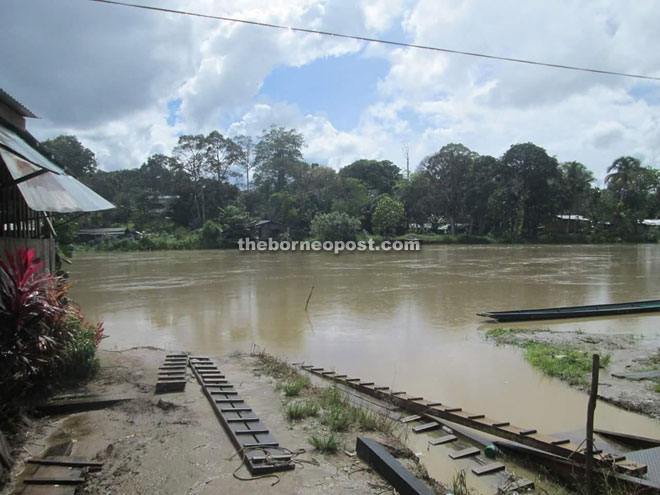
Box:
[85,0,660,82]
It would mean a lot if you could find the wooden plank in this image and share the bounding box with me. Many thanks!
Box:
[472,462,505,476]
[27,456,102,469]
[34,396,132,416]
[23,465,84,484]
[595,429,660,449]
[356,437,433,495]
[449,447,480,459]
[401,415,422,424]
[412,422,440,434]
[429,435,457,446]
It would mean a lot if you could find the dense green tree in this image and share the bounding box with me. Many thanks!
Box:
[234,135,255,191]
[310,211,361,242]
[339,159,402,196]
[254,127,305,193]
[501,143,562,238]
[419,143,478,234]
[396,172,439,232]
[331,177,370,220]
[42,135,97,178]
[372,195,405,237]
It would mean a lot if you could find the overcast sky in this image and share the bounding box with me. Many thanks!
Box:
[2,0,660,183]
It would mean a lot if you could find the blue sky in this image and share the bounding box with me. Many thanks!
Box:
[260,53,389,131]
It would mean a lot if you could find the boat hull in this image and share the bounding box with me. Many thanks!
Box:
[478,299,660,322]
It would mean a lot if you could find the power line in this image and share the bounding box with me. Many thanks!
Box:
[86,0,660,82]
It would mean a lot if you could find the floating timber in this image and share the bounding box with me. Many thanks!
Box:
[495,440,660,493]
[155,353,188,393]
[594,429,660,450]
[429,435,457,446]
[189,356,294,475]
[478,298,660,322]
[298,364,647,477]
[356,437,434,495]
[449,447,480,460]
[472,462,505,476]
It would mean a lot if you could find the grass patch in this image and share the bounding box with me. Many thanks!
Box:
[450,469,475,495]
[486,328,610,387]
[285,400,319,420]
[354,408,393,434]
[280,376,310,397]
[308,433,342,454]
[321,406,353,432]
[524,341,609,386]
[652,380,660,394]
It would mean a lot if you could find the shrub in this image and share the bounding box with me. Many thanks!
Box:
[310,212,361,242]
[280,376,310,396]
[0,248,72,398]
[59,315,104,379]
[372,195,405,237]
[0,248,104,415]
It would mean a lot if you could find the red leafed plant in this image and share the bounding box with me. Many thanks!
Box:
[0,247,72,397]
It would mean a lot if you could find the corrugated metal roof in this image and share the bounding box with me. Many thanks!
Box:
[1,148,114,213]
[0,126,63,174]
[0,89,38,118]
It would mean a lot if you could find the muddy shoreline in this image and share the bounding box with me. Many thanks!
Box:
[1,348,443,495]
[485,328,660,421]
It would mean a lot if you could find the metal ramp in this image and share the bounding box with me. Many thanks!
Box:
[189,356,294,474]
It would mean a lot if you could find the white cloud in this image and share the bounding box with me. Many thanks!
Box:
[1,0,659,180]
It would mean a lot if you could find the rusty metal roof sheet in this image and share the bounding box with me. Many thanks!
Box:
[0,126,63,174]
[1,148,114,213]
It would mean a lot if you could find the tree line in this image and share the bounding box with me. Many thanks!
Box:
[41,128,660,246]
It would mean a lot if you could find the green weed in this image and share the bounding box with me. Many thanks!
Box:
[280,376,310,397]
[308,433,342,454]
[285,400,319,420]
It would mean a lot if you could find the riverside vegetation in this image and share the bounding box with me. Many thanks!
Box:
[41,130,660,253]
[0,247,104,430]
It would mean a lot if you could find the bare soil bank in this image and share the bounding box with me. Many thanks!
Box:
[1,348,442,495]
[486,328,660,420]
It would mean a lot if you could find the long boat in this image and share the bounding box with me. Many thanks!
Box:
[477,299,660,322]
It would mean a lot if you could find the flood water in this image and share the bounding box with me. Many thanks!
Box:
[69,244,660,439]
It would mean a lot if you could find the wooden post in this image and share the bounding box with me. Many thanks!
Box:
[585,354,600,495]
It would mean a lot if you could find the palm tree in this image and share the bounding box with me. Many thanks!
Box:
[606,156,642,203]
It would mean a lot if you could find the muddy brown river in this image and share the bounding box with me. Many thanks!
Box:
[69,245,660,439]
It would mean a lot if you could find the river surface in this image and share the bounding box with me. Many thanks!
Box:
[69,245,660,439]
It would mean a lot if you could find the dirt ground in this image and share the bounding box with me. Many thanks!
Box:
[487,329,660,420]
[1,348,441,495]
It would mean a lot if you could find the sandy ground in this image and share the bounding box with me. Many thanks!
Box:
[1,348,441,495]
[487,329,660,420]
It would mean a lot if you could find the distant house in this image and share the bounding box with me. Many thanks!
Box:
[544,214,591,233]
[152,194,179,216]
[0,89,114,271]
[253,219,287,240]
[76,227,131,243]
[438,223,470,234]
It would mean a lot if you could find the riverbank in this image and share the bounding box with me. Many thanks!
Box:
[485,328,660,420]
[1,348,443,495]
[71,230,659,252]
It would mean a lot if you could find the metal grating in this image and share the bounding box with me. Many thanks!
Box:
[189,357,294,474]
[626,446,660,486]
